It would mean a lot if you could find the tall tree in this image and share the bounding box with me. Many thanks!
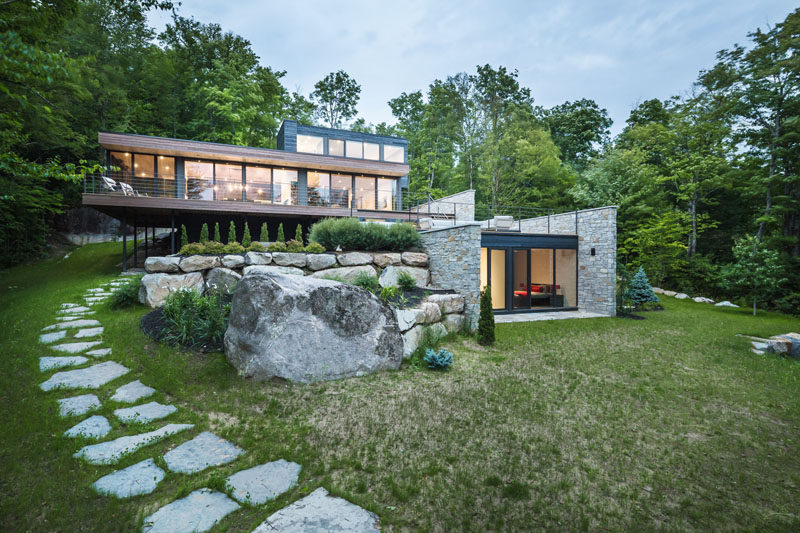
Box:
[311,70,360,128]
[536,98,612,171]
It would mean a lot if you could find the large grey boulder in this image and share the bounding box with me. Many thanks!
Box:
[243,265,304,277]
[372,252,401,267]
[224,273,403,383]
[145,256,181,273]
[244,252,272,265]
[179,255,221,273]
[426,293,465,314]
[221,254,245,268]
[205,267,241,293]
[379,265,430,288]
[306,253,337,271]
[309,265,378,283]
[139,272,204,307]
[271,252,307,268]
[401,251,428,267]
[337,251,372,266]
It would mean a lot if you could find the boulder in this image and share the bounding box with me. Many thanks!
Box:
[442,314,464,334]
[306,253,337,271]
[420,302,442,324]
[401,323,448,358]
[401,251,428,267]
[426,293,465,314]
[180,255,222,273]
[138,273,204,308]
[144,256,180,273]
[224,273,403,383]
[272,252,307,268]
[221,255,245,269]
[372,252,401,268]
[652,287,664,294]
[379,265,429,288]
[337,252,373,266]
[245,252,272,265]
[206,268,242,293]
[243,265,304,277]
[310,265,378,283]
[693,296,715,304]
[771,333,800,358]
[715,300,739,308]
[394,308,425,332]
[662,290,677,297]
[674,293,689,300]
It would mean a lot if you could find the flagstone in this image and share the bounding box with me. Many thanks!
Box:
[92,458,165,498]
[40,356,88,371]
[114,402,177,424]
[39,330,66,344]
[164,432,245,474]
[74,423,193,465]
[87,348,111,358]
[65,415,111,439]
[50,341,102,354]
[40,361,129,391]
[58,394,101,417]
[253,487,380,533]
[74,327,104,338]
[87,288,107,293]
[142,489,239,533]
[43,319,101,330]
[61,303,80,309]
[226,460,301,505]
[111,380,155,403]
[57,306,91,314]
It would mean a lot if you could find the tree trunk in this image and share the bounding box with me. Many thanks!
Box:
[753,296,757,316]
[757,187,772,242]
[688,192,698,257]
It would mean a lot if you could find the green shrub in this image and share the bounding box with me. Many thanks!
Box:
[380,285,399,303]
[213,222,221,242]
[199,223,209,243]
[161,287,230,347]
[277,222,285,242]
[408,326,441,369]
[222,241,244,254]
[309,218,420,251]
[775,292,800,316]
[624,266,659,310]
[424,348,453,370]
[227,221,237,244]
[304,241,325,253]
[387,222,420,250]
[295,223,303,244]
[285,239,304,253]
[203,241,224,254]
[179,242,204,255]
[259,222,268,242]
[242,222,252,247]
[397,270,417,291]
[267,241,286,252]
[180,225,188,248]
[110,276,142,309]
[353,272,380,293]
[362,223,389,251]
[246,242,265,252]
[477,285,495,346]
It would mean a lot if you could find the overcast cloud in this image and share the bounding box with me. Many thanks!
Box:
[148,1,796,135]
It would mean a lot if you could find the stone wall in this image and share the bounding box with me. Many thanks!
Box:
[419,223,482,330]
[520,207,617,316]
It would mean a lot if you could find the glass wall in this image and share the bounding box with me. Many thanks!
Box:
[384,144,404,163]
[272,169,297,205]
[346,140,362,159]
[377,178,396,211]
[297,134,324,154]
[330,174,352,208]
[307,171,330,206]
[363,142,379,160]
[109,152,132,177]
[157,156,176,197]
[185,160,213,200]
[355,176,376,210]
[556,249,578,307]
[245,166,270,203]
[216,163,242,201]
[329,139,344,157]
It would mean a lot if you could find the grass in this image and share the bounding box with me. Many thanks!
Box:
[1,242,800,531]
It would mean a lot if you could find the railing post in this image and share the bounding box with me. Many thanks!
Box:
[170,212,175,255]
[133,217,138,268]
[122,208,127,273]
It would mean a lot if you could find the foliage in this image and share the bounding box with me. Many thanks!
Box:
[276,222,285,242]
[397,270,417,291]
[725,235,787,315]
[294,223,303,244]
[775,293,800,316]
[227,221,236,244]
[309,218,420,251]
[304,242,325,253]
[259,222,268,242]
[615,263,633,313]
[161,287,230,347]
[380,286,399,303]
[199,223,209,243]
[353,272,380,293]
[285,239,304,253]
[222,241,244,254]
[246,242,265,252]
[266,241,286,252]
[179,242,204,255]
[536,98,612,172]
[311,70,361,128]
[109,275,142,309]
[624,267,660,310]
[213,222,221,242]
[241,222,251,247]
[424,348,453,370]
[477,285,495,345]
[180,225,188,248]
[203,241,224,254]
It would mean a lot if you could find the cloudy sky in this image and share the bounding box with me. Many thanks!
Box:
[148,1,796,135]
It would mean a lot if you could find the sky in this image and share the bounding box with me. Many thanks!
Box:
[148,0,797,136]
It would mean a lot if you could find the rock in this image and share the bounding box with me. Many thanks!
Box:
[74,327,103,338]
[39,331,66,344]
[244,251,272,265]
[778,333,800,358]
[142,489,239,533]
[674,293,689,300]
[394,307,425,332]
[40,361,130,391]
[693,296,715,304]
[224,273,403,383]
[221,254,245,268]
[226,460,301,505]
[337,251,372,266]
[243,265,304,277]
[57,305,91,314]
[372,252,401,267]
[145,256,181,273]
[428,322,448,342]
[61,303,79,309]
[205,267,241,293]
[715,300,739,308]
[86,348,111,358]
[92,458,165,498]
[74,423,193,465]
[306,253,337,271]
[139,272,204,308]
[43,318,100,331]
[50,341,102,353]
[163,431,245,474]
[401,325,424,358]
[420,302,442,323]
[309,265,378,283]
[40,356,87,371]
[442,313,465,334]
[111,380,155,403]
[652,287,663,294]
[379,265,430,288]
[401,251,428,267]
[58,394,101,417]
[179,255,221,273]
[114,401,177,424]
[65,415,111,439]
[271,252,307,268]
[253,487,379,533]
[426,293,465,314]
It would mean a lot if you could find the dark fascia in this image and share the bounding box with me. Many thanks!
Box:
[287,120,409,146]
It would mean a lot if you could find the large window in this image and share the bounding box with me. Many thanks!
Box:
[307,171,330,206]
[355,176,376,210]
[216,163,242,201]
[377,178,396,210]
[109,152,132,176]
[272,169,297,205]
[346,140,363,159]
[330,174,352,208]
[329,139,344,157]
[363,142,379,161]
[157,156,175,197]
[185,160,213,200]
[297,134,324,154]
[384,144,404,163]
[245,166,270,203]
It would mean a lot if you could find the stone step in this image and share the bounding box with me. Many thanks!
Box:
[114,402,177,424]
[163,431,244,474]
[39,331,66,344]
[57,312,95,320]
[43,319,101,331]
[65,415,111,439]
[252,487,380,533]
[74,423,193,465]
[74,327,104,339]
[141,488,239,533]
[57,306,91,314]
[92,458,165,498]
[50,341,103,354]
[111,380,155,403]
[226,459,301,505]
[86,348,112,358]
[40,361,130,391]
[58,394,101,417]
[61,303,80,309]
[40,356,88,371]
[86,288,108,293]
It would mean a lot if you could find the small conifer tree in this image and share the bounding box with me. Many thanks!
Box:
[199,223,209,243]
[477,285,495,346]
[276,223,285,242]
[180,225,188,248]
[242,222,252,247]
[227,221,237,244]
[213,222,221,242]
[259,222,268,242]
[624,266,659,310]
[294,223,303,244]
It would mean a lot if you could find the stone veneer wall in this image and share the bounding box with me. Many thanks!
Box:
[419,223,482,330]
[519,207,617,316]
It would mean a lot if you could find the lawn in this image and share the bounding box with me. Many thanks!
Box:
[1,242,799,531]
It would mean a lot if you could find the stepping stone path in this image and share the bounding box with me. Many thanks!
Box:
[38,275,380,531]
[114,402,177,424]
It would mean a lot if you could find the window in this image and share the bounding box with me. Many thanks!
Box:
[329,139,344,157]
[377,178,396,210]
[157,156,175,197]
[245,166,270,203]
[297,134,324,154]
[363,142,379,160]
[330,174,352,208]
[346,140,363,159]
[109,152,132,176]
[216,163,242,201]
[185,160,213,200]
[133,154,154,178]
[355,176,376,210]
[384,144,404,163]
[307,171,330,206]
[272,169,297,205]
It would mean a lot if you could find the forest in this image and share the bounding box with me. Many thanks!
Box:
[1,1,798,312]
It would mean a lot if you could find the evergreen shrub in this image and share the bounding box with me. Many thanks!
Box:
[304,242,325,253]
[259,223,268,242]
[477,285,495,345]
[424,348,453,370]
[180,225,189,248]
[277,223,285,242]
[227,221,236,244]
[242,222,252,247]
[624,266,660,310]
[199,223,209,243]
[397,271,417,291]
[213,222,221,242]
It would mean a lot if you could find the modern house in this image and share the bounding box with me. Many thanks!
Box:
[83,120,616,319]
